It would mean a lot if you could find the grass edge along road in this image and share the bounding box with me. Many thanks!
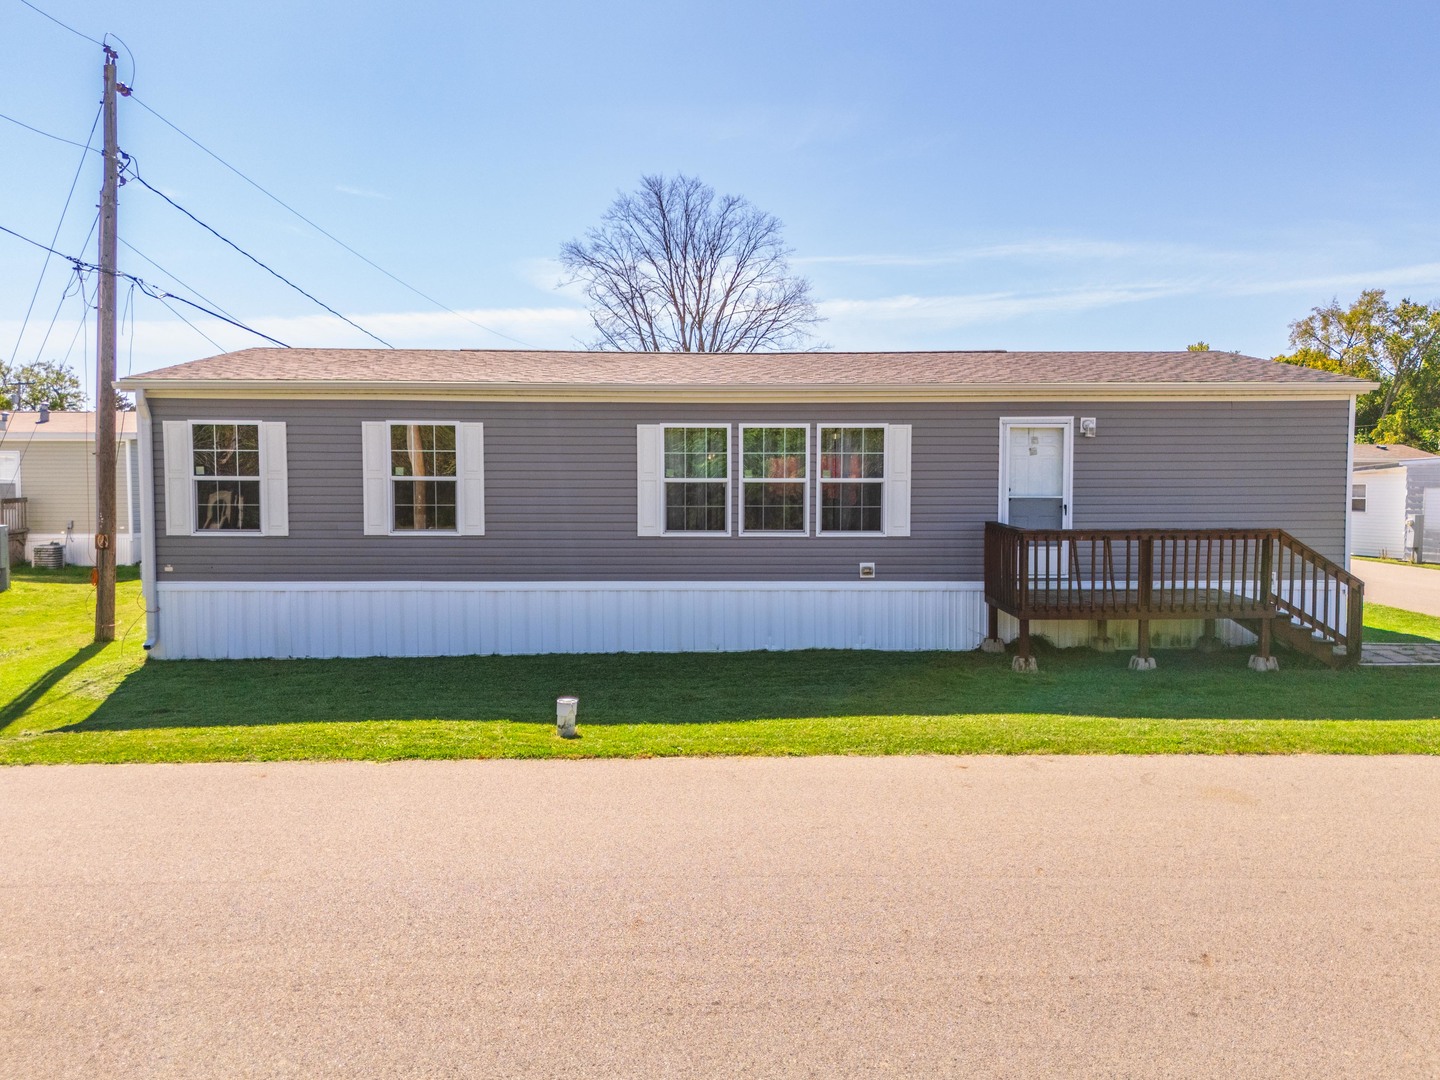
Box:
[3,567,1440,764]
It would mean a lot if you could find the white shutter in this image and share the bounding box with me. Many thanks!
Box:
[885,423,912,537]
[162,420,195,536]
[457,422,485,536]
[258,421,289,537]
[361,421,391,536]
[636,424,664,536]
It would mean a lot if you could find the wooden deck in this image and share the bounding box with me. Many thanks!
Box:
[983,522,1364,670]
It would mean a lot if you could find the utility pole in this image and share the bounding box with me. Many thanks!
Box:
[94,45,120,643]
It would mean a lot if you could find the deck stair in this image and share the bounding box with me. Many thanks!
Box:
[983,523,1364,671]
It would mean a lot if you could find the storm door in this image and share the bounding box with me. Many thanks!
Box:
[1001,421,1072,529]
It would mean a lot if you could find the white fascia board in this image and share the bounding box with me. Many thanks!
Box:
[118,379,1377,403]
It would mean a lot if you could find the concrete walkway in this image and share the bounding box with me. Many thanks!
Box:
[1353,557,1440,616]
[3,757,1438,1078]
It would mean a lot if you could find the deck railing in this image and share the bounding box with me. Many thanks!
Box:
[983,521,1364,662]
[1,497,26,535]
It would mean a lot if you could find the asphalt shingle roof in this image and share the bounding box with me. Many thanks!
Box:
[120,348,1367,389]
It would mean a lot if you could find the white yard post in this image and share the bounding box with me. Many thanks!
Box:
[556,696,578,739]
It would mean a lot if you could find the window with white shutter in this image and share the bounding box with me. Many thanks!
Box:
[362,420,483,535]
[163,420,288,536]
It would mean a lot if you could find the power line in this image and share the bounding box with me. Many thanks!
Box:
[0,220,291,348]
[124,163,393,348]
[150,292,226,354]
[8,103,103,368]
[129,93,533,347]
[33,214,98,365]
[119,237,240,321]
[17,0,103,47]
[0,110,102,154]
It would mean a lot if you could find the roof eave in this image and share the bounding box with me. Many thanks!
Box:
[116,378,1379,401]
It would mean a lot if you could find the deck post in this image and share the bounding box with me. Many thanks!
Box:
[1195,617,1222,653]
[1129,618,1156,670]
[1249,616,1279,672]
[1345,582,1364,667]
[981,603,1005,653]
[1091,618,1115,653]
[1012,618,1037,673]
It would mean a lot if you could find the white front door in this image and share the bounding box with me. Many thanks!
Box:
[1002,422,1071,529]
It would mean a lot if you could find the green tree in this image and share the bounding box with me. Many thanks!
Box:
[1186,341,1211,351]
[0,360,86,411]
[1277,290,1440,449]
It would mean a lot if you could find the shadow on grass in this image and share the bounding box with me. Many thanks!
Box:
[2,643,109,729]
[56,641,1440,734]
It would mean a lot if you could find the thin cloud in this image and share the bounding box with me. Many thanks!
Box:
[335,185,390,200]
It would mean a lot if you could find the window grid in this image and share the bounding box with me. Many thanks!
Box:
[662,425,730,534]
[816,425,885,535]
[192,421,261,532]
[1351,483,1367,513]
[390,422,458,532]
[740,425,809,535]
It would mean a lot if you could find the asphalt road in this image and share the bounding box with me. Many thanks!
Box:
[1354,558,1440,616]
[2,756,1437,1078]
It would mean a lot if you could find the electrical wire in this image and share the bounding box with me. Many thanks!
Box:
[150,293,226,353]
[124,164,393,348]
[0,221,292,348]
[118,237,240,322]
[0,110,102,154]
[8,103,103,367]
[128,93,534,347]
[32,213,98,365]
[17,0,103,47]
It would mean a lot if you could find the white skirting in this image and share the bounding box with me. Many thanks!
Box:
[150,580,1261,660]
[26,531,141,567]
[152,580,990,660]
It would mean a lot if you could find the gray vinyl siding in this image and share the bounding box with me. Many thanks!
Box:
[148,397,1351,582]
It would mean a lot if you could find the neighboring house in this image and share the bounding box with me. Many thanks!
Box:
[117,348,1371,661]
[1350,442,1440,562]
[0,411,141,566]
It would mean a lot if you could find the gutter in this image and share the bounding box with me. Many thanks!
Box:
[134,389,160,653]
[114,378,1381,403]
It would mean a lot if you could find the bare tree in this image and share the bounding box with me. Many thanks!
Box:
[560,174,821,352]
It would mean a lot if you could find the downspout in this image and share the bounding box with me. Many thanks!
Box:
[135,389,160,652]
[1344,396,1356,572]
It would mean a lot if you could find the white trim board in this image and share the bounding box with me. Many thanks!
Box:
[997,417,1074,528]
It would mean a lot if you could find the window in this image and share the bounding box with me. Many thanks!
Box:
[164,420,288,538]
[818,426,885,533]
[663,425,729,533]
[192,423,261,531]
[741,426,808,534]
[1352,483,1367,513]
[361,421,483,537]
[390,423,457,531]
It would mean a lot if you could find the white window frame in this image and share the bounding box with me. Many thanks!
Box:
[0,450,21,497]
[997,417,1074,529]
[1351,483,1367,513]
[383,420,463,538]
[738,423,810,537]
[815,422,888,537]
[660,423,732,537]
[187,419,266,536]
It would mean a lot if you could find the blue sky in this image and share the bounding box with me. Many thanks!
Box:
[2,0,1438,382]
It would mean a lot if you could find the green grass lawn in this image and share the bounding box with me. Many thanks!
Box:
[1363,603,1440,643]
[1354,555,1440,572]
[3,566,1440,763]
